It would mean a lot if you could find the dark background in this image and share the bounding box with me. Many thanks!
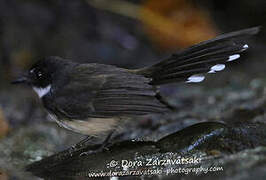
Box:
[0,0,265,179]
[1,0,265,126]
[0,0,265,86]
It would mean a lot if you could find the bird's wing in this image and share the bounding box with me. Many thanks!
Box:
[47,64,168,120]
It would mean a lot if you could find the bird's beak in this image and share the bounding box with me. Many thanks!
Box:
[11,74,30,84]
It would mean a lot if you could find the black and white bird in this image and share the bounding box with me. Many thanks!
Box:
[12,27,259,139]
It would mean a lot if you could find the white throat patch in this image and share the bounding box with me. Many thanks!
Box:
[33,85,51,98]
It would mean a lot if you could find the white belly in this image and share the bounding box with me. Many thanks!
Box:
[48,114,119,136]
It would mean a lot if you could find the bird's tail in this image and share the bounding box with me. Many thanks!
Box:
[135,27,260,85]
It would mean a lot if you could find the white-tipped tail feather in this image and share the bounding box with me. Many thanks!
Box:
[243,44,249,49]
[138,27,260,85]
[208,64,226,74]
[227,54,240,62]
[186,75,205,83]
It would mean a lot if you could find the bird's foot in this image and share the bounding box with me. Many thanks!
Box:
[79,144,110,156]
[68,136,93,154]
[79,131,114,156]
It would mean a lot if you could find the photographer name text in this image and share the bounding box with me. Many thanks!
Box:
[107,156,202,168]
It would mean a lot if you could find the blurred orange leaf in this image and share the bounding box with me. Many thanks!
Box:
[0,169,8,180]
[0,108,9,138]
[140,0,218,51]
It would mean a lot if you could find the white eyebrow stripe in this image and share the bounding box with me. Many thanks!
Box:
[33,85,51,98]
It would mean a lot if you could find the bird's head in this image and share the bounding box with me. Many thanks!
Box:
[12,56,73,97]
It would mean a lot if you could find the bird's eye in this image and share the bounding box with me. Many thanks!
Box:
[37,71,42,78]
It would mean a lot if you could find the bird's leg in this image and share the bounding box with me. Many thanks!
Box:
[69,136,93,152]
[79,131,115,156]
[155,92,177,110]
[99,130,115,150]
